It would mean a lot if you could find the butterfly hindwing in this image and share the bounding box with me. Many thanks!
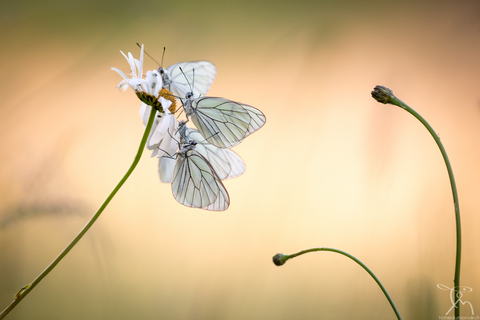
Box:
[158,156,176,183]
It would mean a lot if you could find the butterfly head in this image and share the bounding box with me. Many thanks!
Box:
[157,67,171,87]
[178,139,197,156]
[185,91,194,100]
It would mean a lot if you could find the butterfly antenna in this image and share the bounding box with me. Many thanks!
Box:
[167,128,181,145]
[174,122,184,135]
[179,67,194,93]
[192,69,195,92]
[136,43,161,67]
[161,47,166,68]
[198,131,219,144]
[175,109,185,119]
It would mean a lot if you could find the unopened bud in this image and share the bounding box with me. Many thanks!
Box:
[371,85,395,104]
[272,253,288,266]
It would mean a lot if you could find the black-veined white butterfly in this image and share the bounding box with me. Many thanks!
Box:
[181,94,266,149]
[158,61,216,99]
[159,121,246,183]
[168,139,230,211]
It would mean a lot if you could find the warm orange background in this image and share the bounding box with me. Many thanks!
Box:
[1,0,479,319]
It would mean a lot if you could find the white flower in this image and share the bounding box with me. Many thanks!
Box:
[140,97,179,158]
[111,44,146,92]
[112,45,181,157]
[112,45,166,111]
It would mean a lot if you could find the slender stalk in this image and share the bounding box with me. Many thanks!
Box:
[372,86,461,319]
[0,106,158,319]
[273,247,402,320]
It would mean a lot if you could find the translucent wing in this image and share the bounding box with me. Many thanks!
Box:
[171,145,229,211]
[241,104,267,136]
[163,61,216,99]
[184,97,252,148]
[158,156,176,183]
[183,127,245,180]
[204,184,229,211]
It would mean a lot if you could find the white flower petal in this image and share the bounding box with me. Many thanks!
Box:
[138,44,144,78]
[158,96,172,111]
[147,111,179,156]
[111,67,128,80]
[139,103,151,126]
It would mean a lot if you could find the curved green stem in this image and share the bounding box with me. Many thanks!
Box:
[372,86,461,319]
[273,247,402,320]
[0,106,158,319]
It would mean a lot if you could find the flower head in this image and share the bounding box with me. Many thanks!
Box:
[112,45,175,113]
[113,44,182,157]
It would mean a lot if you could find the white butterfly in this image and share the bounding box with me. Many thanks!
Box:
[169,139,230,211]
[159,121,246,183]
[181,94,266,149]
[158,61,216,99]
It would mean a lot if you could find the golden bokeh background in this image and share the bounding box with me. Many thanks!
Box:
[1,0,480,319]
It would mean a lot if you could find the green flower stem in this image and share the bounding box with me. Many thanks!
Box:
[372,86,461,319]
[0,106,158,319]
[273,247,402,320]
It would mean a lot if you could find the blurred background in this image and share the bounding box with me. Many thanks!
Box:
[1,0,479,319]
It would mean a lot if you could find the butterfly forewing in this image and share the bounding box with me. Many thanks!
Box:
[241,104,267,136]
[171,147,229,211]
[185,127,245,180]
[188,97,251,148]
[165,61,216,98]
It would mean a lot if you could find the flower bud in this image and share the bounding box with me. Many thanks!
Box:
[371,85,395,104]
[272,253,288,266]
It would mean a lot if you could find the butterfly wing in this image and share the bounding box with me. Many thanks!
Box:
[186,97,251,148]
[171,147,229,211]
[240,103,267,136]
[166,61,216,98]
[184,127,245,180]
[158,156,176,183]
